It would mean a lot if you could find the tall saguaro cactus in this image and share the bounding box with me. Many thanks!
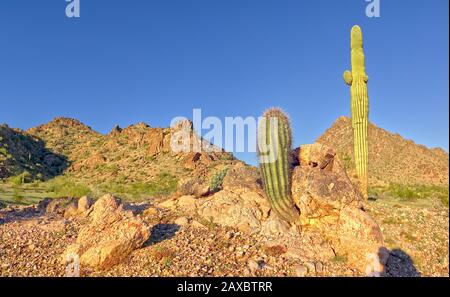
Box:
[343,25,369,199]
[257,108,299,223]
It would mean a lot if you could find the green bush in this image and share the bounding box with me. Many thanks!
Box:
[45,176,92,198]
[12,188,24,203]
[9,171,32,186]
[210,168,228,193]
[369,183,449,206]
[98,172,178,199]
[341,153,354,171]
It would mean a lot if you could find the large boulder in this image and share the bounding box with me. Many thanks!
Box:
[62,194,151,270]
[291,143,387,274]
[38,197,78,216]
[178,176,211,197]
[38,196,94,218]
[197,189,269,234]
[221,163,263,194]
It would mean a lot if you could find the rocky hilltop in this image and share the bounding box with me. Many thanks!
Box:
[2,116,448,191]
[26,117,237,184]
[317,116,449,187]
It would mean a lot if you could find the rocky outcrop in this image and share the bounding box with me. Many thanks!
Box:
[197,190,269,234]
[62,194,150,270]
[190,144,387,274]
[38,196,94,218]
[178,175,211,197]
[292,143,387,275]
[221,163,263,194]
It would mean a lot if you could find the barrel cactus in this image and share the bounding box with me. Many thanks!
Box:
[343,25,369,199]
[257,108,299,222]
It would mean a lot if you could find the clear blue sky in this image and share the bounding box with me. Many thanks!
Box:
[1,0,448,165]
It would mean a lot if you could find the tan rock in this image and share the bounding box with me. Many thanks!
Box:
[77,196,93,213]
[143,207,159,217]
[197,190,263,233]
[177,195,198,210]
[291,143,386,274]
[299,143,338,171]
[63,203,79,219]
[191,220,207,229]
[62,194,150,270]
[158,198,177,209]
[38,197,78,216]
[174,216,189,226]
[222,163,262,194]
[178,177,210,197]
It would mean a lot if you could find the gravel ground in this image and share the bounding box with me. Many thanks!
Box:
[0,198,448,277]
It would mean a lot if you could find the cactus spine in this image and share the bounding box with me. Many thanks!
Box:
[257,108,299,223]
[343,25,369,199]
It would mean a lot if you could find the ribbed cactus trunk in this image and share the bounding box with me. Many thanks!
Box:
[343,25,369,200]
[257,108,299,223]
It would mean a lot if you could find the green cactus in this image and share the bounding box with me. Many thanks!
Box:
[257,108,299,222]
[343,25,369,199]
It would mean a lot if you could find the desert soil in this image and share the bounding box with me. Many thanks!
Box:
[0,196,448,277]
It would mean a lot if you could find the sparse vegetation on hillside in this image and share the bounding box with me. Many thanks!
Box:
[43,176,92,198]
[369,183,449,206]
[97,172,179,200]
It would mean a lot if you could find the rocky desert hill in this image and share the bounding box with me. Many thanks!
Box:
[0,124,67,180]
[317,116,449,187]
[1,117,240,203]
[27,117,237,182]
[0,116,449,277]
[2,116,448,195]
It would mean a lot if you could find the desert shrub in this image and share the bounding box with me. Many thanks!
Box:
[151,246,176,267]
[45,176,92,198]
[12,188,24,203]
[0,146,10,157]
[209,168,228,193]
[98,172,178,199]
[341,153,353,171]
[9,171,32,186]
[148,172,178,196]
[369,183,449,206]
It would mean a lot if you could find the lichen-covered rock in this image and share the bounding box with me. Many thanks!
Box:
[291,143,386,274]
[38,197,78,216]
[62,194,150,270]
[197,190,265,233]
[178,176,210,197]
[177,195,198,210]
[37,196,94,218]
[222,163,262,194]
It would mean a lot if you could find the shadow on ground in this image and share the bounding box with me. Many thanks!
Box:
[145,223,180,246]
[385,248,421,277]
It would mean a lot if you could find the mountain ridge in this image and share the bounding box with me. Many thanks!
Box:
[1,116,448,191]
[316,116,449,187]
